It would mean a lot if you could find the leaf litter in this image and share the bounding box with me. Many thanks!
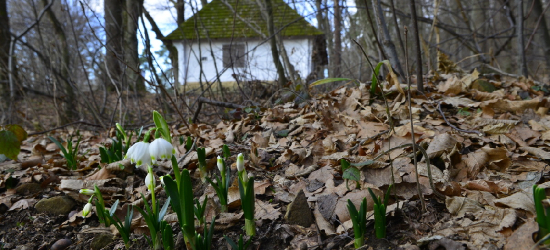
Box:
[1,70,550,249]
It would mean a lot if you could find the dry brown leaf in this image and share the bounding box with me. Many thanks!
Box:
[494,190,535,215]
[503,218,538,250]
[255,199,281,221]
[445,196,484,217]
[9,199,36,211]
[520,146,550,159]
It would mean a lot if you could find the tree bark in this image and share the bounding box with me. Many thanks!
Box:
[264,0,288,87]
[0,0,9,97]
[409,0,423,92]
[332,0,342,77]
[371,0,405,78]
[43,0,77,123]
[530,0,550,70]
[104,0,124,90]
[517,0,528,76]
[177,0,185,24]
[124,0,145,91]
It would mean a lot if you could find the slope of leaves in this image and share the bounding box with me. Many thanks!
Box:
[1,70,550,249]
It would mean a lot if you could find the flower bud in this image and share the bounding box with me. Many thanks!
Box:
[145,171,155,192]
[237,153,244,172]
[79,189,95,196]
[82,202,92,217]
[217,156,224,172]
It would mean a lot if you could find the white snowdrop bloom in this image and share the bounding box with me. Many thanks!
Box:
[126,142,151,167]
[149,138,174,164]
[217,156,224,172]
[159,176,166,186]
[82,202,92,217]
[237,153,244,172]
[79,189,95,196]
[145,171,155,192]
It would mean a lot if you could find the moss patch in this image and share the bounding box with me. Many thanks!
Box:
[164,0,323,40]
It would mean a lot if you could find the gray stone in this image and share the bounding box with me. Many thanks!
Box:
[317,193,338,222]
[284,189,313,227]
[15,183,42,195]
[34,196,75,215]
[91,233,114,250]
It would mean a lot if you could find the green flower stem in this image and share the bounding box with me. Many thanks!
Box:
[164,170,196,248]
[239,174,255,236]
[354,238,364,249]
[534,185,550,244]
[148,166,157,216]
[245,218,255,236]
[94,185,104,208]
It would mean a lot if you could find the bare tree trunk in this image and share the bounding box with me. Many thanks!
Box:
[409,0,423,92]
[201,0,208,7]
[104,0,124,90]
[529,0,550,70]
[43,0,76,123]
[173,0,184,91]
[264,0,288,87]
[125,0,145,91]
[332,0,342,77]
[371,0,405,77]
[517,0,528,76]
[0,0,9,98]
[275,35,297,83]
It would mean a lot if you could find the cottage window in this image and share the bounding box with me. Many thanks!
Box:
[222,44,246,68]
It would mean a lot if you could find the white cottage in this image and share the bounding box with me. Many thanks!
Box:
[164,0,326,86]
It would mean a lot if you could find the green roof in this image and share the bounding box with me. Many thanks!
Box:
[164,0,323,40]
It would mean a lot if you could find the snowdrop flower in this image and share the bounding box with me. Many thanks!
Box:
[79,189,95,196]
[237,153,244,172]
[82,202,92,217]
[149,138,174,164]
[217,156,224,172]
[145,170,156,192]
[126,142,151,167]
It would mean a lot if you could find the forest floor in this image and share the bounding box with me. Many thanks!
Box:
[1,68,550,250]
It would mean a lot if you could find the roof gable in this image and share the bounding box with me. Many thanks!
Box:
[164,0,323,40]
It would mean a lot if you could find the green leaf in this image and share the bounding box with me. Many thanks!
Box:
[343,166,360,182]
[340,159,350,172]
[310,78,351,87]
[370,61,385,96]
[153,110,171,142]
[4,125,27,142]
[224,235,239,250]
[0,130,22,159]
[351,160,375,167]
[276,129,289,137]
[222,144,231,159]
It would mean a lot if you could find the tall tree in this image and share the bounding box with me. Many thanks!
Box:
[371,0,404,77]
[0,0,9,96]
[409,0,423,92]
[529,0,550,70]
[125,0,145,91]
[264,0,288,87]
[104,0,124,89]
[332,0,342,77]
[517,0,528,76]
[43,0,77,123]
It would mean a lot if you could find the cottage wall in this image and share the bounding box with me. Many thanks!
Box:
[177,38,312,85]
